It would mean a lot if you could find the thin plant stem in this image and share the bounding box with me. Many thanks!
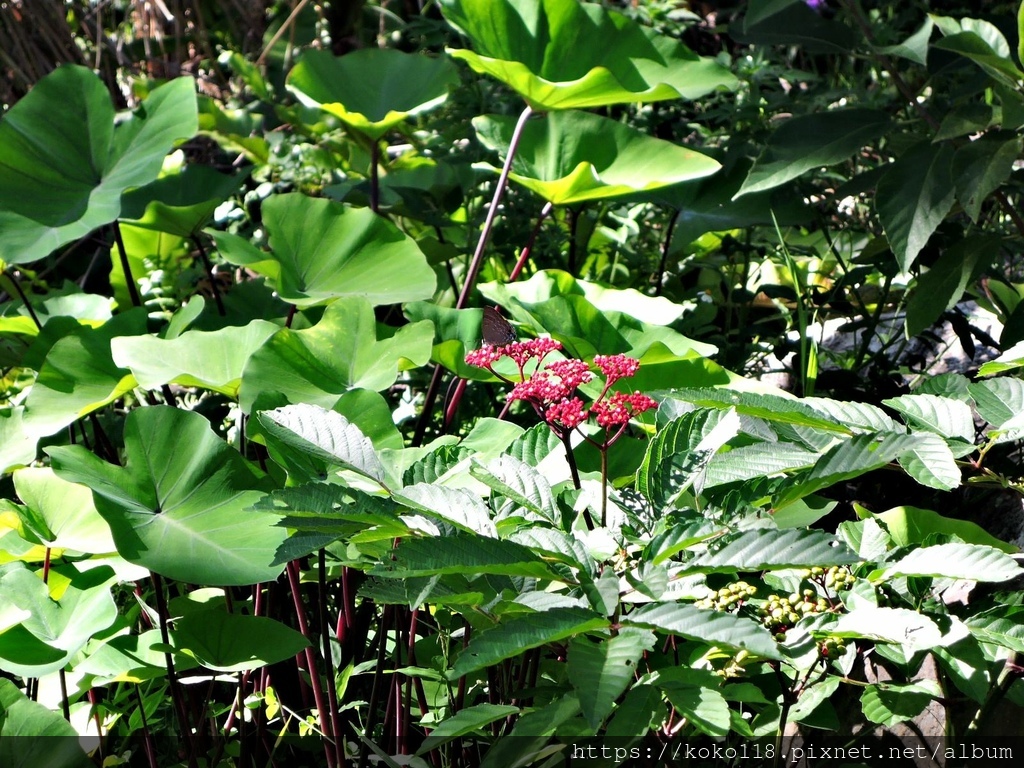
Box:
[191,234,226,316]
[4,270,42,329]
[151,573,198,768]
[286,560,337,768]
[413,104,534,444]
[111,221,143,308]
[369,140,380,214]
[509,201,554,282]
[319,548,346,767]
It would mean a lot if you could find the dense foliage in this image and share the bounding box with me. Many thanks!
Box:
[2,1,1024,766]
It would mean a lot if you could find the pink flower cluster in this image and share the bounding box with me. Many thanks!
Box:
[466,340,657,441]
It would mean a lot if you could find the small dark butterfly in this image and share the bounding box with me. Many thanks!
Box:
[481,306,517,347]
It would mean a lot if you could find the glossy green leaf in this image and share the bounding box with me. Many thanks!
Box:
[875,18,933,66]
[568,630,654,729]
[473,111,721,205]
[736,0,856,53]
[933,26,1024,87]
[895,433,961,491]
[624,602,782,659]
[876,543,1023,582]
[288,49,458,140]
[417,704,520,754]
[394,484,497,537]
[471,455,559,524]
[0,563,118,678]
[906,235,999,336]
[48,407,285,586]
[872,506,1016,553]
[966,606,1024,653]
[952,135,1022,222]
[689,528,858,571]
[637,408,740,508]
[0,409,36,476]
[439,0,736,110]
[257,403,388,486]
[22,309,147,439]
[978,339,1024,376]
[111,320,279,398]
[831,607,941,653]
[881,394,975,441]
[371,535,560,582]
[660,388,850,434]
[775,433,922,508]
[120,165,246,236]
[238,297,434,412]
[172,611,309,672]
[703,443,819,488]
[12,468,116,555]
[735,109,891,197]
[0,679,92,768]
[211,193,436,308]
[875,142,956,272]
[449,607,608,679]
[0,66,197,265]
[969,378,1024,427]
[861,681,938,727]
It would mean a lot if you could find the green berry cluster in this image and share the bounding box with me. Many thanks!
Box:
[799,565,854,591]
[759,590,829,640]
[694,581,757,612]
[819,636,847,658]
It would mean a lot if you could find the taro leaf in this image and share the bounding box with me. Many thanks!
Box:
[688,528,858,572]
[0,282,112,338]
[370,535,560,582]
[473,111,721,205]
[417,704,520,755]
[875,142,956,272]
[210,193,436,308]
[735,109,891,197]
[47,407,285,586]
[906,235,999,337]
[623,602,782,659]
[874,543,1023,582]
[120,165,247,236]
[172,611,309,672]
[0,409,36,475]
[111,320,279,398]
[257,403,388,486]
[0,679,92,768]
[22,309,148,440]
[637,408,740,509]
[288,49,459,140]
[0,563,118,678]
[861,681,939,727]
[568,630,654,729]
[438,0,736,110]
[12,468,116,555]
[238,297,434,413]
[952,135,1022,222]
[449,607,609,679]
[0,66,197,265]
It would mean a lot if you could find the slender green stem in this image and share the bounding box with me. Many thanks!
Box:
[111,221,143,308]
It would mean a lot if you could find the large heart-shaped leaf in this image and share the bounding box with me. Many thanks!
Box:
[439,0,736,109]
[473,111,721,205]
[111,320,279,398]
[47,407,285,586]
[0,65,197,265]
[120,165,247,237]
[210,193,436,307]
[0,679,92,768]
[288,49,459,140]
[239,297,433,413]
